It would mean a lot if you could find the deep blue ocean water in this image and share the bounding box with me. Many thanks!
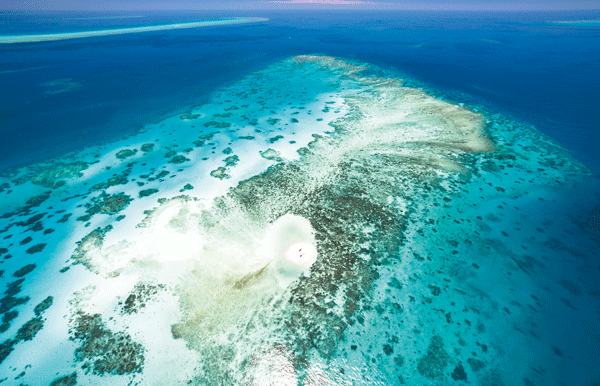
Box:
[0,10,599,386]
[0,10,599,172]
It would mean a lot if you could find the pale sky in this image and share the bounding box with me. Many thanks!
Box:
[1,0,599,11]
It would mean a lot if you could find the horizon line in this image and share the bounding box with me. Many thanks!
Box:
[2,2,600,12]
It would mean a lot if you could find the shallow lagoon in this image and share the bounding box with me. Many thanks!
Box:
[0,11,599,386]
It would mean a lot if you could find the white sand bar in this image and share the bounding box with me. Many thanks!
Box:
[0,17,268,44]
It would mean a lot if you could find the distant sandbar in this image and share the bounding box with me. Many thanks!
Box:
[0,17,268,44]
[548,20,600,26]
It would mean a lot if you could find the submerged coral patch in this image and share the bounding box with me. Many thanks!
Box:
[210,166,229,179]
[259,148,283,162]
[119,282,165,315]
[49,372,77,386]
[34,296,53,316]
[141,143,155,152]
[139,188,159,198]
[26,194,50,207]
[69,311,145,375]
[86,192,132,216]
[224,155,239,167]
[180,183,193,192]
[0,293,53,365]
[70,226,112,272]
[13,263,36,278]
[17,161,89,188]
[25,243,46,254]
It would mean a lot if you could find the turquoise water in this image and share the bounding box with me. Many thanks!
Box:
[0,11,599,386]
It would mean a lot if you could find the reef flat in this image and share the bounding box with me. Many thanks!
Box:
[0,17,268,44]
[0,56,598,385]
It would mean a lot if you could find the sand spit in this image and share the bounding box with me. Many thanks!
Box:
[0,17,269,44]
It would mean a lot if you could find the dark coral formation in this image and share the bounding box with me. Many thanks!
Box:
[0,310,18,333]
[209,167,229,180]
[179,183,193,192]
[69,311,145,375]
[0,339,14,364]
[86,192,132,217]
[13,264,36,278]
[259,148,283,162]
[115,149,137,160]
[57,213,72,223]
[467,357,485,372]
[203,121,230,128]
[169,155,189,164]
[19,236,33,245]
[29,161,88,188]
[141,143,155,152]
[90,174,129,191]
[4,279,25,298]
[26,193,50,207]
[0,294,53,365]
[34,296,53,316]
[268,135,284,143]
[139,188,159,198]
[119,282,166,315]
[155,170,170,179]
[15,316,44,341]
[71,225,113,272]
[417,335,450,379]
[25,243,46,254]
[50,372,77,386]
[451,362,468,381]
[224,155,239,167]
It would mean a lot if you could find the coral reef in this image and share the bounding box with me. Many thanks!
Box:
[25,243,46,254]
[50,372,77,386]
[115,149,137,160]
[141,143,155,152]
[169,155,189,164]
[259,148,283,162]
[417,335,450,379]
[0,295,53,364]
[29,161,89,188]
[34,296,53,316]
[139,188,159,198]
[86,192,132,216]
[210,167,229,180]
[69,311,145,375]
[119,282,166,314]
[13,264,36,278]
[179,183,193,192]
[70,225,113,272]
